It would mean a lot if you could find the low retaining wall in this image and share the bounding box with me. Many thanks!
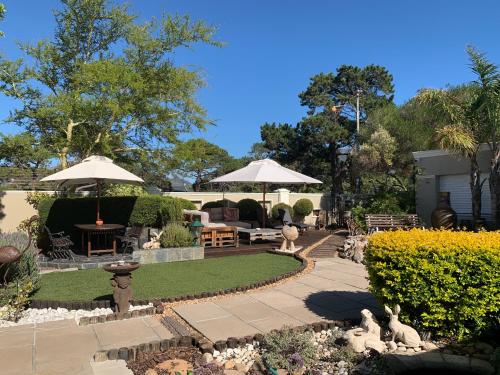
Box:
[132,246,204,264]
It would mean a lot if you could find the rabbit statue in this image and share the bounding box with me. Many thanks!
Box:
[385,304,422,348]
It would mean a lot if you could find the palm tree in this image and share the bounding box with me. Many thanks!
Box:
[417,46,500,227]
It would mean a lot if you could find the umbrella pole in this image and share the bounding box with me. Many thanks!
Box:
[96,179,102,225]
[262,182,266,228]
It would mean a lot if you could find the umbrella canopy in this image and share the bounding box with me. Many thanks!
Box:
[41,155,144,224]
[210,159,322,227]
[40,155,144,186]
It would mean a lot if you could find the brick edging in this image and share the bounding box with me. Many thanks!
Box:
[94,318,356,362]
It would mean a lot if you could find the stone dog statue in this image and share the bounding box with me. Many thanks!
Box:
[385,304,423,348]
[344,309,386,353]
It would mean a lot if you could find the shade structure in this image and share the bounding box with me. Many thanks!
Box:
[210,159,322,227]
[40,155,144,224]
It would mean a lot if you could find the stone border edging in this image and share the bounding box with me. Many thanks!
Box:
[31,235,331,311]
[78,305,164,326]
[93,318,352,362]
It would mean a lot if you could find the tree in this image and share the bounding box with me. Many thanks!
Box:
[416,47,500,226]
[0,132,52,172]
[171,139,235,191]
[261,65,395,207]
[0,3,5,37]
[0,0,220,169]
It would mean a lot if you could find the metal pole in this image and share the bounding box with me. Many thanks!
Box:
[262,182,266,228]
[356,90,360,134]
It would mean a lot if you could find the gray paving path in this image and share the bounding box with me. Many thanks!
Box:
[174,257,379,342]
[0,316,172,375]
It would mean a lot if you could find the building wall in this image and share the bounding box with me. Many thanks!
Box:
[0,189,331,232]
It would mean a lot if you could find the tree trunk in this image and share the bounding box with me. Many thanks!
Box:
[58,119,79,169]
[470,156,482,227]
[489,149,500,229]
[194,173,201,192]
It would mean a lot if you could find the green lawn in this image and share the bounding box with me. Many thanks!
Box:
[33,253,301,301]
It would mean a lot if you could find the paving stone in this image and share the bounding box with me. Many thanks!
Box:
[93,318,161,350]
[189,315,261,342]
[0,343,33,375]
[91,359,134,375]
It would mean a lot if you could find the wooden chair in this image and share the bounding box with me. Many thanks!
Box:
[44,226,75,260]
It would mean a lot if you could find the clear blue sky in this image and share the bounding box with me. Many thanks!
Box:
[1,0,500,157]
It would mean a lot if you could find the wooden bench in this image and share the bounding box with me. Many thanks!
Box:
[365,214,421,234]
[201,226,239,248]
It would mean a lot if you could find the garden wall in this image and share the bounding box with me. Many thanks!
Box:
[132,246,204,264]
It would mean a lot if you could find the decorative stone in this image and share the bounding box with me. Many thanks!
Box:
[224,360,236,370]
[103,262,140,318]
[156,359,193,373]
[396,346,407,352]
[344,309,385,353]
[423,342,438,351]
[474,342,494,354]
[385,305,422,348]
[279,225,302,252]
[201,352,213,364]
[94,351,108,362]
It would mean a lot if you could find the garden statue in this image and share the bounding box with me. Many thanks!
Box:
[344,309,386,353]
[385,304,423,348]
[143,231,163,249]
[103,261,140,317]
[342,235,367,263]
[431,192,457,229]
[279,224,301,252]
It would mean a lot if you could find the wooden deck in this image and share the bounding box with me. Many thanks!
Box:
[204,229,331,258]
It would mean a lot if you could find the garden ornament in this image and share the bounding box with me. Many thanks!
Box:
[344,309,386,353]
[143,231,163,249]
[385,304,423,348]
[279,224,301,252]
[103,261,140,317]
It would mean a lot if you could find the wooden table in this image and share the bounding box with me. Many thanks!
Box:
[74,224,125,257]
[237,228,283,245]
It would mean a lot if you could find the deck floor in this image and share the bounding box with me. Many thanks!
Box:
[204,229,331,257]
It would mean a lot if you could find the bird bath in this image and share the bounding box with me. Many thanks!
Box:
[103,261,141,317]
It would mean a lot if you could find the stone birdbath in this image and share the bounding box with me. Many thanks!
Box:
[103,261,141,317]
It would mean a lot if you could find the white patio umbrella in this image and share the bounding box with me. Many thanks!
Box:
[40,155,144,225]
[210,159,322,227]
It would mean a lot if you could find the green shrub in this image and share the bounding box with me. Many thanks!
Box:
[37,195,196,252]
[201,199,236,210]
[236,198,263,221]
[159,223,194,248]
[365,229,500,340]
[103,183,145,196]
[271,203,293,219]
[351,193,404,231]
[293,198,313,217]
[262,327,316,372]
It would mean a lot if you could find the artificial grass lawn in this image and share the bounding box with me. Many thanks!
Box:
[33,253,301,302]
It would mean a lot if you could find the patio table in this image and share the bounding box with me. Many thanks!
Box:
[237,228,283,245]
[74,224,124,257]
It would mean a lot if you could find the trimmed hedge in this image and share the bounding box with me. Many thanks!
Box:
[236,198,263,222]
[293,198,313,217]
[160,223,194,248]
[271,203,293,220]
[38,195,195,252]
[365,229,500,340]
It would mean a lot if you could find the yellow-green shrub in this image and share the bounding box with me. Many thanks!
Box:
[365,229,500,340]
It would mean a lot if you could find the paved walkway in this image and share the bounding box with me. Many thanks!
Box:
[174,257,379,342]
[0,316,172,375]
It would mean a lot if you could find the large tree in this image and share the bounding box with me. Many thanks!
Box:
[261,65,394,208]
[0,0,220,169]
[0,3,4,37]
[171,138,235,192]
[417,47,500,227]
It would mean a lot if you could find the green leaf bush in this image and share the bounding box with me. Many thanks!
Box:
[271,203,293,219]
[236,198,263,221]
[365,229,500,340]
[159,223,194,248]
[293,198,313,217]
[37,195,195,251]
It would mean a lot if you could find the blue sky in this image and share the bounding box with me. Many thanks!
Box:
[1,0,500,157]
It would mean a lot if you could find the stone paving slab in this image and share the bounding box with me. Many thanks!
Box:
[91,359,133,375]
[173,258,378,342]
[0,316,174,375]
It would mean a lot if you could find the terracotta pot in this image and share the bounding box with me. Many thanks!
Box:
[431,192,457,229]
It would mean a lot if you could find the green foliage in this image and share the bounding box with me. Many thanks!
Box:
[37,195,194,251]
[0,132,52,170]
[328,346,360,371]
[0,278,35,321]
[293,198,313,217]
[351,193,404,231]
[262,327,316,372]
[0,2,4,37]
[159,223,194,248]
[236,199,263,221]
[0,0,220,169]
[365,229,500,340]
[103,184,146,197]
[271,203,293,220]
[201,200,236,209]
[171,139,237,191]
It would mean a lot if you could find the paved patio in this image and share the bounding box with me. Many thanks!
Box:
[0,316,172,375]
[174,257,379,342]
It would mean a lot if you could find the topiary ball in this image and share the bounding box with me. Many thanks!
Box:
[293,198,314,217]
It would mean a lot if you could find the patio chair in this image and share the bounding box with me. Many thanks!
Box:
[115,226,143,254]
[44,226,75,260]
[275,208,309,234]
